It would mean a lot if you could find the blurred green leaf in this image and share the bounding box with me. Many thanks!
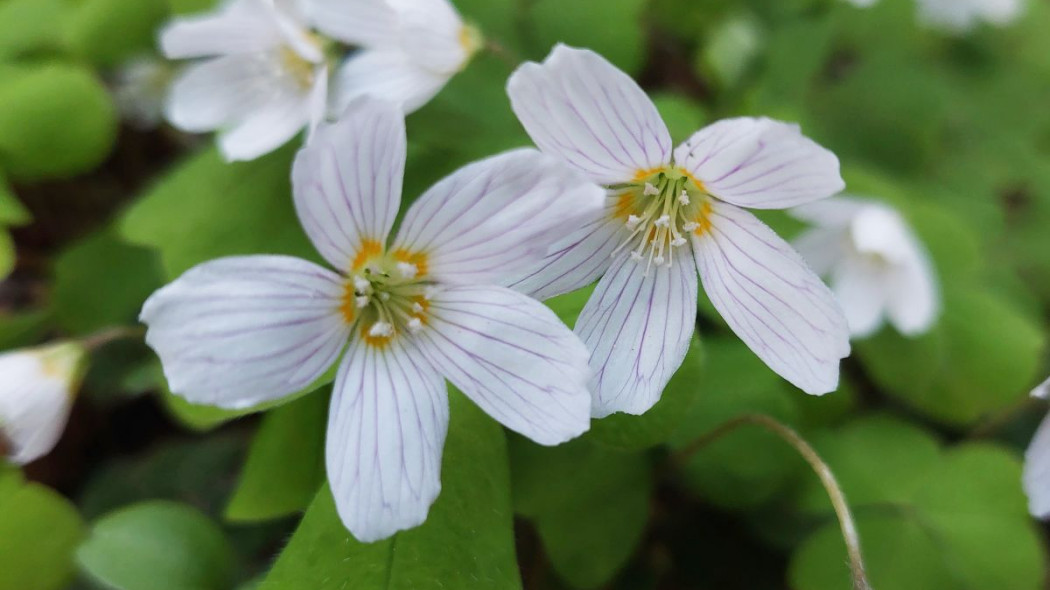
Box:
[64,0,167,67]
[698,12,763,90]
[260,390,521,590]
[790,444,1043,590]
[77,501,236,590]
[587,336,703,450]
[0,228,13,280]
[225,393,328,522]
[510,437,651,588]
[858,287,1045,426]
[526,0,646,72]
[0,481,85,590]
[652,93,707,145]
[52,228,164,334]
[0,62,117,181]
[0,0,68,60]
[0,174,30,225]
[120,145,318,279]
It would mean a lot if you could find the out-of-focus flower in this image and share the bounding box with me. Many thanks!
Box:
[140,98,601,542]
[306,0,481,114]
[112,56,175,130]
[843,0,1024,32]
[1023,377,1050,518]
[506,45,850,418]
[0,342,86,465]
[160,0,328,161]
[792,197,940,339]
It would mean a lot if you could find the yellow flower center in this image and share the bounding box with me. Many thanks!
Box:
[340,241,434,348]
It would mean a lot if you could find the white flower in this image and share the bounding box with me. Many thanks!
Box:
[791,197,939,339]
[0,343,86,465]
[112,56,175,130]
[842,0,1024,32]
[1024,377,1050,518]
[160,0,329,161]
[506,45,851,418]
[140,98,602,542]
[306,0,481,113]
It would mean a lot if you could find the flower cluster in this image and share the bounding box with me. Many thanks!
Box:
[843,0,1024,32]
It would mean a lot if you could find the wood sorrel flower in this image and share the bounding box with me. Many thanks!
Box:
[140,98,602,542]
[306,0,482,113]
[843,0,1023,32]
[160,0,329,161]
[0,342,86,465]
[1024,377,1050,518]
[506,45,851,417]
[792,197,940,338]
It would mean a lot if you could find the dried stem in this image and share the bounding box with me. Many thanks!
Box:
[672,413,873,590]
[81,325,145,352]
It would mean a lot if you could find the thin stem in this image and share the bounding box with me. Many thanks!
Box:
[81,326,145,352]
[672,414,873,590]
[485,39,521,69]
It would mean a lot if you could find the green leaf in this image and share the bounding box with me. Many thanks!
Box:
[64,0,168,67]
[667,337,805,509]
[857,287,1045,425]
[260,390,521,590]
[52,228,164,334]
[120,145,318,279]
[0,174,30,225]
[0,62,118,181]
[587,336,703,450]
[77,501,236,590]
[790,444,1043,590]
[0,228,12,280]
[0,481,86,590]
[697,12,764,90]
[526,0,647,73]
[510,437,651,588]
[225,393,329,522]
[651,93,707,145]
[0,0,68,60]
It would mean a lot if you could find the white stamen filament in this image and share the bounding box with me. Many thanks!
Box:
[611,172,703,274]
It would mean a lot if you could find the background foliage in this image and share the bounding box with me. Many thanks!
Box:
[1,0,1049,588]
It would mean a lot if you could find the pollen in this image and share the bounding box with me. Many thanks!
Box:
[342,244,435,346]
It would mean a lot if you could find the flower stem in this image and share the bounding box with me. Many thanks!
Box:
[672,413,873,590]
[81,326,145,352]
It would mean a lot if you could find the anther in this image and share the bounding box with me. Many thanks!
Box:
[396,262,418,279]
[654,215,671,228]
[630,251,644,261]
[654,255,665,265]
[626,214,642,229]
[353,276,371,293]
[412,302,424,313]
[368,322,394,338]
[355,295,370,308]
[671,237,687,247]
[678,190,690,205]
[378,292,391,301]
[682,221,699,232]
[406,317,423,333]
[643,183,659,196]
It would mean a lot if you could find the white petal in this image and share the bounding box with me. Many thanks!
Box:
[1025,410,1050,518]
[509,215,621,300]
[140,256,350,409]
[416,285,591,445]
[393,0,468,74]
[792,226,848,278]
[674,117,845,210]
[0,344,84,465]
[1032,377,1050,400]
[790,196,871,229]
[302,0,399,47]
[507,44,672,185]
[575,244,698,418]
[292,97,406,271]
[165,56,263,133]
[393,149,605,286]
[831,254,888,338]
[217,68,324,162]
[334,49,450,114]
[693,201,850,395]
[326,334,448,542]
[884,248,939,336]
[160,0,284,58]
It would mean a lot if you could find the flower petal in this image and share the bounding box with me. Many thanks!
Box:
[164,55,267,133]
[1033,376,1050,400]
[416,285,591,445]
[140,256,350,409]
[326,334,448,542]
[217,68,325,162]
[0,344,83,465]
[575,245,697,418]
[884,247,939,336]
[333,49,450,114]
[509,215,621,300]
[790,196,870,229]
[693,201,850,395]
[292,97,406,271]
[831,255,888,338]
[792,226,847,277]
[1025,410,1050,518]
[674,117,845,210]
[507,44,672,185]
[302,0,399,47]
[160,0,284,58]
[394,0,468,74]
[393,148,604,286]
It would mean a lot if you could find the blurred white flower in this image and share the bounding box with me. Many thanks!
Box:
[160,0,328,161]
[506,45,851,418]
[0,342,86,465]
[792,197,940,339]
[112,56,175,130]
[306,0,481,113]
[141,98,602,542]
[842,0,1024,32]
[1024,377,1050,518]
[789,196,940,338]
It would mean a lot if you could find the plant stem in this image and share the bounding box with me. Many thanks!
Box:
[81,325,145,352]
[672,413,873,590]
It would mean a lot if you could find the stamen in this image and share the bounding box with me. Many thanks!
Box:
[355,295,370,308]
[643,183,659,196]
[406,317,423,333]
[396,262,418,279]
[683,221,699,232]
[654,215,670,228]
[678,190,690,205]
[626,214,643,229]
[368,322,394,338]
[630,251,644,261]
[671,237,687,247]
[411,302,424,313]
[353,276,371,293]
